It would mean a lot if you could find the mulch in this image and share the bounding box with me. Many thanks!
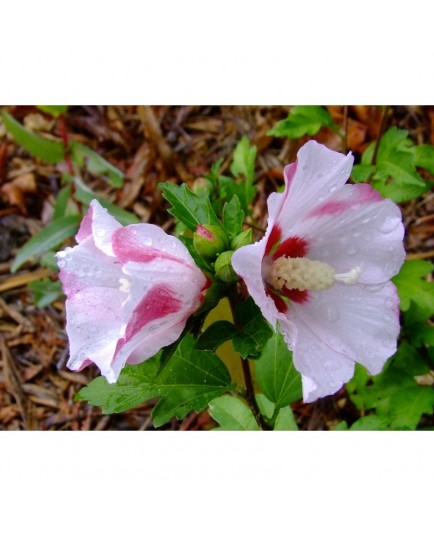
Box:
[0,105,433,430]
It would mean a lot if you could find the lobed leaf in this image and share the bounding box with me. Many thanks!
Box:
[267,105,336,139]
[208,395,260,431]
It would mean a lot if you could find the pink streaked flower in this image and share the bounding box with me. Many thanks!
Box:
[232,141,405,403]
[56,200,208,383]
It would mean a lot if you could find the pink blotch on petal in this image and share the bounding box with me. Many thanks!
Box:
[307,183,383,219]
[281,287,309,304]
[76,206,93,243]
[112,227,186,265]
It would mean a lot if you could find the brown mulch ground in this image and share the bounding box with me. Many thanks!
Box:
[0,105,433,430]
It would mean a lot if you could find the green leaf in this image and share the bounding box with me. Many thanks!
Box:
[37,105,68,118]
[196,320,238,351]
[177,235,213,273]
[350,415,391,431]
[222,195,244,239]
[255,393,298,430]
[1,110,65,164]
[28,279,63,307]
[351,164,375,183]
[364,127,429,202]
[255,330,302,407]
[11,214,81,272]
[77,335,233,428]
[73,176,139,225]
[393,260,434,315]
[267,105,336,139]
[232,297,273,358]
[52,185,72,220]
[70,141,124,188]
[208,395,260,431]
[159,182,223,232]
[413,144,434,174]
[230,137,257,211]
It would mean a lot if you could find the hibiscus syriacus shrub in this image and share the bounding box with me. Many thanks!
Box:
[52,120,434,431]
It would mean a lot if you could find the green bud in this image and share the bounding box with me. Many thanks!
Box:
[231,228,253,250]
[214,250,238,283]
[192,177,213,196]
[193,224,229,260]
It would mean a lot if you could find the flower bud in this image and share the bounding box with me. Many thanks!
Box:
[231,228,253,250]
[193,224,229,260]
[192,178,214,196]
[214,250,238,283]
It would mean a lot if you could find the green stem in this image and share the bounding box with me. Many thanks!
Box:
[371,105,389,166]
[228,287,271,431]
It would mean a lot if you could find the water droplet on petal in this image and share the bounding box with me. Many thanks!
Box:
[345,244,358,255]
[384,297,395,310]
[364,282,386,292]
[324,361,341,371]
[380,217,400,234]
[96,228,106,237]
[302,165,309,171]
[361,216,370,224]
[58,260,66,268]
[362,232,372,242]
[326,307,340,322]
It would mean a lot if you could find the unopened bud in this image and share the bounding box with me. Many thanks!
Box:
[192,178,213,196]
[193,224,229,260]
[231,228,253,250]
[214,250,238,283]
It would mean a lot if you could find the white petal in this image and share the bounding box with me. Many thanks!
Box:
[65,287,126,382]
[288,281,400,378]
[275,141,354,236]
[89,199,122,256]
[288,184,405,283]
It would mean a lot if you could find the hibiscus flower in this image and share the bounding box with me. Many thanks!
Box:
[56,200,208,382]
[232,140,405,402]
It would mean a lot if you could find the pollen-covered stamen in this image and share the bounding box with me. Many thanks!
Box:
[267,256,362,292]
[268,257,335,291]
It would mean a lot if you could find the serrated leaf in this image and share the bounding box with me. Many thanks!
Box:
[73,176,139,225]
[77,335,232,428]
[267,105,336,139]
[1,110,65,164]
[364,127,429,202]
[350,415,391,431]
[208,395,260,431]
[222,195,244,239]
[413,144,434,174]
[159,182,222,232]
[255,394,298,430]
[196,320,238,351]
[11,214,81,272]
[232,297,273,358]
[393,259,434,314]
[229,137,257,212]
[70,141,124,188]
[351,164,375,183]
[37,105,68,118]
[255,330,302,407]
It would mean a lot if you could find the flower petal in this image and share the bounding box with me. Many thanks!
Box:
[89,199,122,256]
[56,239,124,299]
[291,184,405,283]
[287,281,400,381]
[65,287,126,382]
[275,141,354,237]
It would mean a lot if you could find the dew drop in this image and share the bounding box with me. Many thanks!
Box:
[326,307,340,322]
[345,244,358,255]
[380,217,400,234]
[324,361,341,371]
[58,260,66,268]
[362,232,372,242]
[302,165,309,171]
[364,282,386,292]
[384,297,395,310]
[383,262,395,277]
[328,380,340,390]
[351,229,361,238]
[361,216,370,224]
